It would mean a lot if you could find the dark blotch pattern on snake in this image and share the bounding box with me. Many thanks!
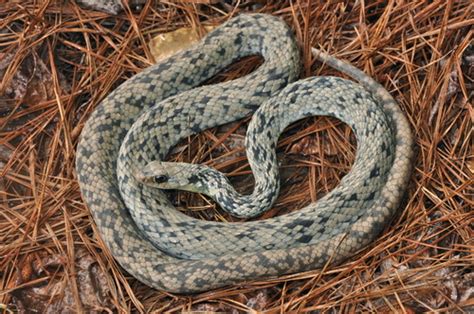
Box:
[76,14,413,293]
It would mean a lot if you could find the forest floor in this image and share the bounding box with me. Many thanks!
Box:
[0,1,472,312]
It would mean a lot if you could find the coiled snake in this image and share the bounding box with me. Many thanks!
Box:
[76,14,413,293]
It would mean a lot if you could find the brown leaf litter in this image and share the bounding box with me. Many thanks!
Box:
[0,0,473,312]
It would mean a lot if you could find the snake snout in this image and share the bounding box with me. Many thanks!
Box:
[136,161,166,183]
[134,170,147,182]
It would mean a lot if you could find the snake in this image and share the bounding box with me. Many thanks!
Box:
[76,14,414,293]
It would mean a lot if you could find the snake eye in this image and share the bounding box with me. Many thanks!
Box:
[153,175,168,184]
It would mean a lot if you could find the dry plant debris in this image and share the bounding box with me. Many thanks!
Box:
[0,0,473,312]
[149,25,216,62]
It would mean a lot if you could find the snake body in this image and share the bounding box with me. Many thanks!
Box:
[76,14,413,293]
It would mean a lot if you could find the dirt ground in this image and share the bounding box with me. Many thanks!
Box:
[0,1,472,312]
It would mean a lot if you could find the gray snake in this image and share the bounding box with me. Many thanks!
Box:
[76,14,413,293]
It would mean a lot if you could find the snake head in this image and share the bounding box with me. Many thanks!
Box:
[136,160,213,194]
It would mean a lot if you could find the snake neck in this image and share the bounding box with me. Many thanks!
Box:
[190,163,280,219]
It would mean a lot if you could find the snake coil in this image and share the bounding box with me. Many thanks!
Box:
[76,14,413,293]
